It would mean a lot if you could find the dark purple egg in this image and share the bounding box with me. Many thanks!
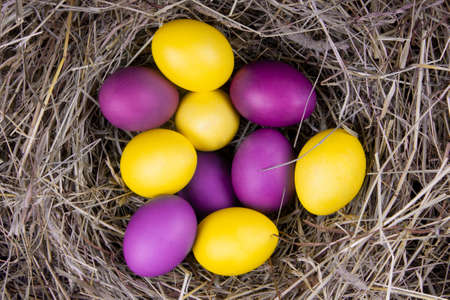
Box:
[231,129,294,213]
[230,61,316,127]
[179,152,235,217]
[99,66,178,131]
[123,195,197,277]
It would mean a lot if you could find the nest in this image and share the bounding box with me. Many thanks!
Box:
[1,1,448,299]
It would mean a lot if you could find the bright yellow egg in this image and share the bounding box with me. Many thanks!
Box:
[151,19,234,92]
[120,129,197,198]
[175,90,239,151]
[193,207,279,276]
[295,128,366,215]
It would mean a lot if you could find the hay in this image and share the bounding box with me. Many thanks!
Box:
[1,0,448,299]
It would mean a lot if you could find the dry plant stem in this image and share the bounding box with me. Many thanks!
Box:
[1,0,448,299]
[19,0,73,177]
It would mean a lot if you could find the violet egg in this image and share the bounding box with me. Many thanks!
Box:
[123,195,197,277]
[230,61,316,127]
[231,129,294,213]
[99,66,178,131]
[179,152,235,217]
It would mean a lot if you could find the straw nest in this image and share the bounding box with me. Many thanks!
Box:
[1,1,448,299]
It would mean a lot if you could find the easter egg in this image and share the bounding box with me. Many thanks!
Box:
[123,195,197,277]
[99,66,178,131]
[232,129,294,213]
[295,128,366,215]
[152,19,234,92]
[175,90,239,151]
[120,129,197,198]
[179,152,235,217]
[230,61,316,127]
[193,207,278,276]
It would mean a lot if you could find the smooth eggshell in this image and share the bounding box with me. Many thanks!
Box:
[120,129,197,197]
[179,152,235,217]
[152,19,234,92]
[175,90,240,151]
[123,195,197,277]
[295,128,366,215]
[232,129,294,213]
[193,207,278,276]
[99,66,178,131]
[230,61,316,127]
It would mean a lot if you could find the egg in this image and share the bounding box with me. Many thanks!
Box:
[231,129,294,213]
[295,128,366,215]
[120,129,197,198]
[99,66,178,131]
[193,207,278,276]
[123,195,197,277]
[152,19,234,92]
[230,61,316,127]
[175,90,239,151]
[179,152,235,217]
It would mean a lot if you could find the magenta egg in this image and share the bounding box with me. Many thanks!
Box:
[123,195,197,277]
[179,152,235,217]
[99,66,178,131]
[231,129,294,213]
[230,61,316,127]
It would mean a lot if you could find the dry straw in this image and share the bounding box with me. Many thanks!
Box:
[1,0,448,299]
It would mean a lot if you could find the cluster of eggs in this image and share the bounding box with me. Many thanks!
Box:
[98,19,366,277]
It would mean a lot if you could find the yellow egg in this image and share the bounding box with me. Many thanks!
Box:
[120,129,197,198]
[175,90,240,151]
[193,207,279,276]
[294,128,366,215]
[151,19,234,92]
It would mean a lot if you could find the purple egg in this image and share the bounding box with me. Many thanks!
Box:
[123,195,197,277]
[230,61,316,127]
[179,152,235,217]
[99,66,178,131]
[232,129,294,213]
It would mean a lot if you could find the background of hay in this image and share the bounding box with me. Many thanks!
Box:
[1,0,448,299]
